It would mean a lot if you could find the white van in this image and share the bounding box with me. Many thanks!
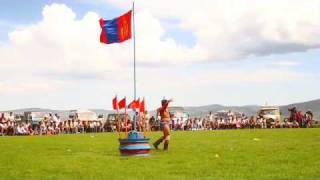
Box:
[69,109,98,121]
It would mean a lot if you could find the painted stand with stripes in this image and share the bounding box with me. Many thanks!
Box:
[119,131,151,156]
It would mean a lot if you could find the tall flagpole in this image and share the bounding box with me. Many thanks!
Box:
[133,1,136,100]
[132,1,138,132]
[124,97,128,138]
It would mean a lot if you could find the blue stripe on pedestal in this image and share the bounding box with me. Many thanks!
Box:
[119,144,151,150]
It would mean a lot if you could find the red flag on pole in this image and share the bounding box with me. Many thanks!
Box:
[128,98,140,110]
[118,97,126,109]
[139,98,145,112]
[112,96,118,110]
[128,100,135,110]
[135,98,140,109]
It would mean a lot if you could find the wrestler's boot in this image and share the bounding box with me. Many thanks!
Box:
[164,140,169,151]
[153,137,163,149]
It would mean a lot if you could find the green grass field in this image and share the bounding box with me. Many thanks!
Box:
[0,129,320,180]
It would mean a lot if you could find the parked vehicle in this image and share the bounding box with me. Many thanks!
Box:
[258,106,281,127]
[106,113,131,131]
[24,111,49,123]
[106,113,131,123]
[168,106,189,124]
[69,109,97,121]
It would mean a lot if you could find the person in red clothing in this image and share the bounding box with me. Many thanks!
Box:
[305,109,313,128]
[0,113,7,135]
[153,98,173,151]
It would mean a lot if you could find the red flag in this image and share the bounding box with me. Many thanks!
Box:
[118,97,126,109]
[112,96,118,110]
[139,98,145,112]
[128,98,140,110]
[128,100,136,110]
[135,98,140,109]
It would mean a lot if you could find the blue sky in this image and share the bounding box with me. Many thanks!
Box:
[0,0,120,40]
[0,0,319,110]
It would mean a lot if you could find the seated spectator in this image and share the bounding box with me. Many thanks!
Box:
[83,121,88,132]
[212,118,218,130]
[275,120,281,128]
[293,121,300,128]
[249,116,255,129]
[0,113,7,135]
[53,122,60,134]
[6,121,15,136]
[104,120,113,132]
[70,120,75,133]
[231,118,237,129]
[256,118,262,128]
[89,121,94,132]
[64,121,70,134]
[126,120,133,131]
[78,121,84,133]
[222,118,227,129]
[39,121,47,135]
[98,121,103,132]
[261,118,267,129]
[73,120,79,133]
[236,118,241,129]
[17,123,27,135]
[283,119,292,128]
[47,123,55,135]
[27,124,34,135]
[305,109,313,128]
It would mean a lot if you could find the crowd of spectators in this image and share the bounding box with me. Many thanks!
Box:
[0,112,114,136]
[0,109,317,136]
[149,109,316,131]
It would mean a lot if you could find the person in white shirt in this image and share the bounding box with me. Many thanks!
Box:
[0,113,7,135]
[90,122,94,132]
[143,111,150,131]
[74,120,79,133]
[221,118,226,129]
[8,112,15,122]
[23,123,29,135]
[17,124,27,135]
[40,122,47,135]
[53,114,60,124]
[78,121,84,133]
[47,124,55,135]
[209,112,214,122]
[17,125,23,135]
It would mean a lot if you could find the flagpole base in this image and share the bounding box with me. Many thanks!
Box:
[119,131,151,156]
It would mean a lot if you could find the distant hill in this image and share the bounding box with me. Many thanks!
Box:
[280,99,320,117]
[183,99,320,119]
[1,99,320,120]
[183,104,260,117]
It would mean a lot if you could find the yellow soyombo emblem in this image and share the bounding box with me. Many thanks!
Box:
[120,20,129,40]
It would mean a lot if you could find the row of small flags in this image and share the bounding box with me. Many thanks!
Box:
[112,96,145,112]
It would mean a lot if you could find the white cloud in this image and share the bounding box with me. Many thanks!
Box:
[0,2,318,109]
[138,67,304,87]
[1,1,319,78]
[271,60,300,67]
[0,3,198,81]
[105,0,320,61]
[197,69,304,84]
[0,80,64,94]
[5,4,119,76]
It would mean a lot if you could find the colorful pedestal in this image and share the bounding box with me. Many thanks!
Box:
[119,131,151,156]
